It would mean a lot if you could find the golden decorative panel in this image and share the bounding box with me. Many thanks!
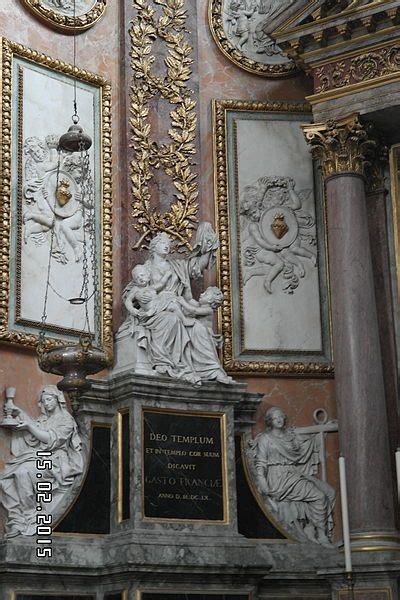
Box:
[312,44,400,99]
[208,0,297,78]
[0,38,113,357]
[129,0,198,252]
[213,99,332,376]
[20,0,107,33]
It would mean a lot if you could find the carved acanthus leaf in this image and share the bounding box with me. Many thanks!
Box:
[302,115,378,178]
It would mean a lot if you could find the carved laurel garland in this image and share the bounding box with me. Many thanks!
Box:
[129,0,198,251]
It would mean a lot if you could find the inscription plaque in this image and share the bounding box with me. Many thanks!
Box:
[142,408,227,522]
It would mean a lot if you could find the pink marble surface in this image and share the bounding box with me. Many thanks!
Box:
[0,0,123,422]
[195,1,313,224]
[0,1,340,540]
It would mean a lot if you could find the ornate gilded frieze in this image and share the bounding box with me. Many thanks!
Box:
[314,44,400,95]
[302,115,378,179]
[20,0,107,33]
[129,0,198,251]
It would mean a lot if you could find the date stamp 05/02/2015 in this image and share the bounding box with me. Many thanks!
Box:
[36,450,53,558]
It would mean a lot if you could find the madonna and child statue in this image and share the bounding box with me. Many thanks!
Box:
[114,222,234,386]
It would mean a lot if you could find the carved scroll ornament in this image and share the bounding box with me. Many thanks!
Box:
[314,45,400,95]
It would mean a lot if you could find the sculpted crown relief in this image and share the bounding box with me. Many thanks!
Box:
[240,176,317,294]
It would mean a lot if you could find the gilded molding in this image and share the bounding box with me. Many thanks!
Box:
[208,0,297,79]
[20,0,107,33]
[129,0,198,251]
[302,115,378,179]
[390,144,400,312]
[314,44,400,94]
[0,38,113,357]
[213,99,333,376]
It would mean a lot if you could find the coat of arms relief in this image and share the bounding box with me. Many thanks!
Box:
[240,176,317,294]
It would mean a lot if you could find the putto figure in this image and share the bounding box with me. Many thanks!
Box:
[115,223,234,386]
[22,134,94,264]
[0,385,83,538]
[240,176,317,294]
[252,406,335,545]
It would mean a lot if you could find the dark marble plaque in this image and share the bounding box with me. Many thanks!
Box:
[55,425,111,534]
[143,409,226,521]
[16,596,95,600]
[141,594,249,600]
[121,410,131,520]
[235,436,285,539]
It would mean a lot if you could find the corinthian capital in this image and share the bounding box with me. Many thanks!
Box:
[302,114,377,179]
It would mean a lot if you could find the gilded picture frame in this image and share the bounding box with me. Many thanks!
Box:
[389,144,400,313]
[0,38,113,357]
[208,0,297,78]
[20,0,107,33]
[213,99,333,376]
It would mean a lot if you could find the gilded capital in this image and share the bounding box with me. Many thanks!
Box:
[302,115,377,179]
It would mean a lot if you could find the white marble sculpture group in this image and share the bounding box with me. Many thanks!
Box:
[116,223,234,386]
[251,406,336,545]
[0,386,83,538]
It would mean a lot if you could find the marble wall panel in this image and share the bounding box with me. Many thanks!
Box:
[223,107,330,360]
[0,0,339,545]
[0,0,121,532]
[8,55,101,339]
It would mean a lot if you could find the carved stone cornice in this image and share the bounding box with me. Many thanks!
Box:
[302,114,378,178]
[272,0,400,67]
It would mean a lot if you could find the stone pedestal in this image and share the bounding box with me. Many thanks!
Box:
[0,370,350,599]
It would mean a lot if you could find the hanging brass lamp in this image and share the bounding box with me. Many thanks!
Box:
[36,0,110,411]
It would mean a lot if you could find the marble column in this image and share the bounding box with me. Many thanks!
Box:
[303,115,400,551]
